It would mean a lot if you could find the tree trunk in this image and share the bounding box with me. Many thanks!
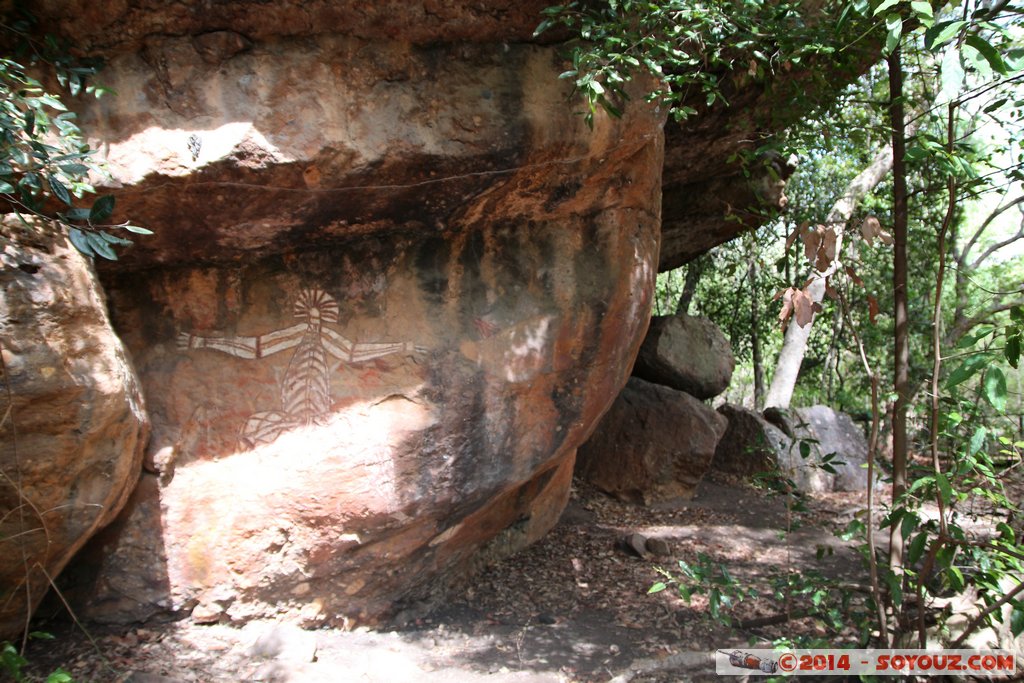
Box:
[888,46,910,579]
[764,139,901,409]
[749,253,765,409]
[676,255,706,315]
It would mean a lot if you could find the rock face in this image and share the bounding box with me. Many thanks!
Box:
[47,14,664,627]
[9,0,875,632]
[632,314,735,399]
[713,404,790,478]
[763,405,871,492]
[576,378,727,504]
[0,221,148,640]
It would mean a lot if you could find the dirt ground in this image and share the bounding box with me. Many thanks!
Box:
[11,472,1013,683]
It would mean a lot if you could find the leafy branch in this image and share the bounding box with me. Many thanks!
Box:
[0,19,150,259]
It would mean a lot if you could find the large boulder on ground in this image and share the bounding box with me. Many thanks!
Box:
[713,404,791,477]
[52,11,664,628]
[763,405,871,492]
[0,221,148,640]
[632,314,735,399]
[576,377,728,504]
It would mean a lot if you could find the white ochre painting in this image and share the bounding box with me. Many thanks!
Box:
[178,288,423,448]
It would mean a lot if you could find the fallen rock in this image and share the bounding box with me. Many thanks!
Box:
[713,404,791,478]
[0,220,148,640]
[621,532,650,558]
[632,314,735,399]
[645,537,672,557]
[576,378,727,504]
[764,405,871,492]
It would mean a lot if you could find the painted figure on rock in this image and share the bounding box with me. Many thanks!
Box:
[178,288,425,448]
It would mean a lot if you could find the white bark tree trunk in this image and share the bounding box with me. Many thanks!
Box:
[764,140,901,409]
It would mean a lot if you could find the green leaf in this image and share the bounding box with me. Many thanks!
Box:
[901,509,918,540]
[965,34,1008,75]
[910,0,933,25]
[947,565,964,591]
[799,440,811,459]
[85,231,117,260]
[885,572,903,606]
[945,353,988,389]
[939,47,965,101]
[883,14,903,57]
[45,671,73,683]
[67,227,93,257]
[1011,605,1024,638]
[47,175,72,205]
[907,532,928,565]
[925,20,965,50]
[648,581,667,594]
[872,0,901,16]
[969,426,987,456]
[956,325,994,349]
[98,230,133,246]
[88,194,115,223]
[59,163,90,176]
[122,224,154,235]
[983,367,1007,412]
[936,472,953,507]
[1005,334,1020,369]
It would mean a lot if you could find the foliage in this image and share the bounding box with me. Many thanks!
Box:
[549,0,1024,654]
[1,636,74,683]
[0,17,149,259]
[534,0,847,126]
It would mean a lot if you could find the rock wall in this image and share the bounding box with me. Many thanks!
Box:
[1,0,875,634]
[33,14,665,628]
[0,221,148,639]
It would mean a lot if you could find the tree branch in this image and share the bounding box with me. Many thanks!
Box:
[971,224,1024,271]
[961,194,1024,265]
[946,300,1024,346]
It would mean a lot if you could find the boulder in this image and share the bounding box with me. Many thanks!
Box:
[0,221,148,639]
[56,19,664,628]
[713,404,791,477]
[576,378,727,504]
[764,405,871,492]
[632,314,735,399]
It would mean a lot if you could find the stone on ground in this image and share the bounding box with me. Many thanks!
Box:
[576,378,727,504]
[632,314,735,400]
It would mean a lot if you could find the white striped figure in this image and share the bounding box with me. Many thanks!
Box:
[178,288,424,447]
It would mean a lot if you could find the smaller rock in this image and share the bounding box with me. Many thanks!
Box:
[764,405,872,492]
[621,532,650,558]
[576,377,728,504]
[190,602,222,624]
[632,314,735,399]
[714,404,791,477]
[645,537,672,556]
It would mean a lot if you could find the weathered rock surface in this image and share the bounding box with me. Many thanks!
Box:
[11,0,879,633]
[50,16,664,628]
[764,405,871,492]
[713,404,791,477]
[632,314,735,399]
[576,378,727,504]
[0,221,148,640]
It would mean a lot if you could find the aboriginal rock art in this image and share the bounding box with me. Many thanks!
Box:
[178,288,424,447]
